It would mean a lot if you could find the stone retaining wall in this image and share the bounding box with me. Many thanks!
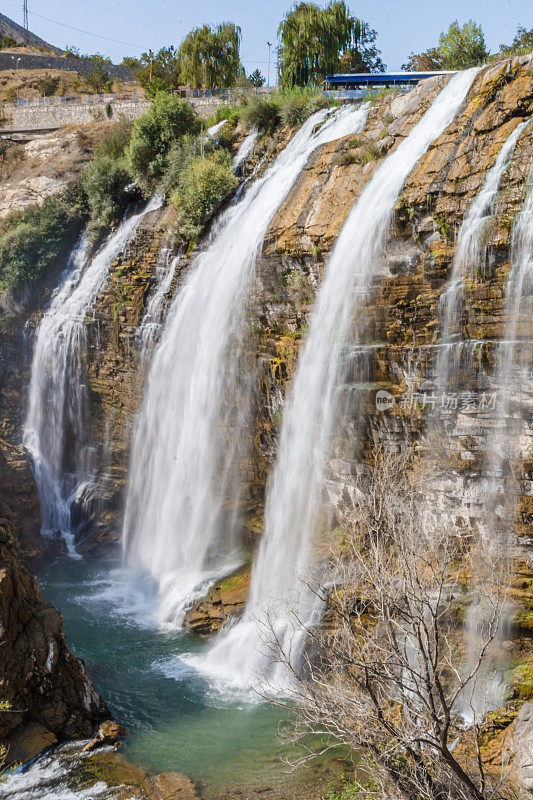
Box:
[6,98,150,127]
[3,94,235,128]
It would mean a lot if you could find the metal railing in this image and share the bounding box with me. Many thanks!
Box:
[2,85,279,109]
[3,91,147,109]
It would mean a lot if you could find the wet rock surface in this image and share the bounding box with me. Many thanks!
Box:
[0,535,109,765]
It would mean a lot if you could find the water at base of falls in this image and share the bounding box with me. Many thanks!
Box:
[196,68,480,693]
[122,103,370,629]
[0,557,349,800]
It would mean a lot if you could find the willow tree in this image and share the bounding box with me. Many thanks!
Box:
[178,22,244,89]
[278,1,384,88]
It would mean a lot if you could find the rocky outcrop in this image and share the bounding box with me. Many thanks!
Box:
[0,123,112,219]
[185,565,251,635]
[513,703,533,795]
[0,533,109,764]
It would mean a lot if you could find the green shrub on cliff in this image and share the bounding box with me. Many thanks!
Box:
[240,96,281,132]
[0,193,87,304]
[82,156,131,224]
[170,150,237,238]
[128,93,200,191]
[159,134,212,195]
[240,88,334,133]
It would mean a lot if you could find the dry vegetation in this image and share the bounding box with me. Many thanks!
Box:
[0,123,115,218]
[263,446,517,800]
[0,66,140,104]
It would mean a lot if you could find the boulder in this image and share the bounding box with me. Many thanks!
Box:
[81,720,129,752]
[147,772,200,800]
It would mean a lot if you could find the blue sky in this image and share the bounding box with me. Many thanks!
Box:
[2,0,531,72]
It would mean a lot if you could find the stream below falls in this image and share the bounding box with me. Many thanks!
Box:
[32,555,350,799]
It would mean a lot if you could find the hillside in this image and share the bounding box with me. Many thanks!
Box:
[0,11,61,53]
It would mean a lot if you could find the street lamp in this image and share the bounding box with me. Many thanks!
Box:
[267,41,272,89]
[16,57,21,103]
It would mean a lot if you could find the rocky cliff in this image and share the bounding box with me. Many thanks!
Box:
[8,55,531,611]
[1,51,533,778]
[0,527,109,765]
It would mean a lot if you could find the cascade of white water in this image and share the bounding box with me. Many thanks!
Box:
[491,162,533,473]
[202,69,479,690]
[233,129,259,171]
[435,120,529,391]
[24,196,162,556]
[122,104,370,626]
[206,120,226,138]
[137,241,181,360]
[457,164,533,721]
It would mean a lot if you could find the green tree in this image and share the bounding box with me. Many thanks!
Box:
[338,24,385,72]
[36,75,61,96]
[401,47,442,71]
[127,92,199,189]
[0,35,19,49]
[84,63,112,93]
[278,1,384,88]
[249,68,265,87]
[132,47,181,95]
[498,25,533,57]
[438,20,488,69]
[178,22,244,88]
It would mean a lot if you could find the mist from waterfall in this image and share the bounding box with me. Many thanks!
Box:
[435,120,528,391]
[24,197,162,556]
[122,104,370,626]
[200,69,479,690]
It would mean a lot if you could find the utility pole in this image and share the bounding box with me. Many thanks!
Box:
[23,0,29,44]
[267,41,272,88]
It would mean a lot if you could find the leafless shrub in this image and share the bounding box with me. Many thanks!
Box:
[262,444,514,800]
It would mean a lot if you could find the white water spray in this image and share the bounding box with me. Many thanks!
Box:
[202,69,479,690]
[24,196,161,555]
[122,104,370,626]
[233,129,259,171]
[435,119,528,389]
[137,241,181,359]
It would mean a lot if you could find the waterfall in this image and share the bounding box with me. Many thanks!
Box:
[24,196,162,557]
[122,104,370,626]
[233,129,258,171]
[435,120,529,391]
[490,162,533,477]
[201,68,479,690]
[137,242,181,359]
[206,120,226,138]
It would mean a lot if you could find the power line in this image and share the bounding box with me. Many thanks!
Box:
[28,9,144,49]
